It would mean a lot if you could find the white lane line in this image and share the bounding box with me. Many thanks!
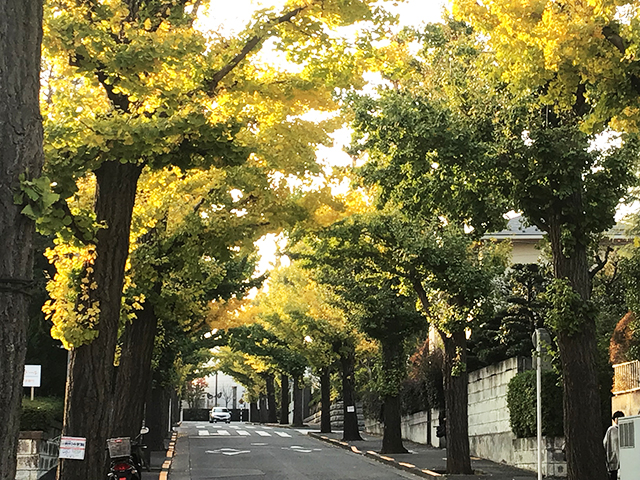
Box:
[256,431,271,437]
[289,446,313,453]
[198,430,210,436]
[251,442,268,446]
[275,432,291,438]
[237,430,250,436]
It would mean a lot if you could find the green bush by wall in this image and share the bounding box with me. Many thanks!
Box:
[507,369,564,438]
[20,397,64,432]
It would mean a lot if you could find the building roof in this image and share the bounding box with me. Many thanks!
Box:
[484,215,632,243]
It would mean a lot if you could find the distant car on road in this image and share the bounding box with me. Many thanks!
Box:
[209,406,231,423]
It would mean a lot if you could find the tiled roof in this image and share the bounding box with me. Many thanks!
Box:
[484,215,632,242]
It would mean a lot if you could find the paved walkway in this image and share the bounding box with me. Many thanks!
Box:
[308,430,540,479]
[145,432,177,480]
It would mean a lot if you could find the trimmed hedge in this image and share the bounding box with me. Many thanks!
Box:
[507,369,564,438]
[21,397,64,432]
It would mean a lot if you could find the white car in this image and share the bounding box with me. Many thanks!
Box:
[209,407,231,423]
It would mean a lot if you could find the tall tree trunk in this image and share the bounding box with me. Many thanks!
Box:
[381,394,406,454]
[111,299,159,438]
[58,162,143,480]
[439,329,472,474]
[259,395,268,423]
[339,349,362,441]
[548,221,607,480]
[146,385,170,451]
[0,1,43,477]
[320,367,332,433]
[292,376,304,427]
[265,373,278,423]
[380,342,407,454]
[279,374,289,425]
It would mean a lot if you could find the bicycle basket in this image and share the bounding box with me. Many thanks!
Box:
[107,437,131,458]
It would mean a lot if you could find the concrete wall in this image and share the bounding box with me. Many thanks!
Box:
[612,389,640,417]
[16,432,58,480]
[363,357,567,477]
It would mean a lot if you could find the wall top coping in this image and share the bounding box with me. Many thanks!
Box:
[19,431,45,440]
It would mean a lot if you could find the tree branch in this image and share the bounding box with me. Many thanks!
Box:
[205,6,306,93]
[589,245,613,279]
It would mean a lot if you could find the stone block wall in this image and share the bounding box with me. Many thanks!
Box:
[16,431,58,480]
[363,356,567,477]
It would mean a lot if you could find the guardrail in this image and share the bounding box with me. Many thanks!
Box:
[613,360,640,394]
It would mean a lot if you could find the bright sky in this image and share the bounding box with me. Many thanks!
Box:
[203,0,449,34]
[199,0,448,276]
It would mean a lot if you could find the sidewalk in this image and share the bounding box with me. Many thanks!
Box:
[144,432,177,480]
[307,430,541,480]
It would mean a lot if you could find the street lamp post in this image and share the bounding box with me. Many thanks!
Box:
[532,328,551,480]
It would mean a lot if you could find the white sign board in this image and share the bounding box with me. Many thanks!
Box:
[23,365,41,388]
[346,405,355,413]
[59,436,86,460]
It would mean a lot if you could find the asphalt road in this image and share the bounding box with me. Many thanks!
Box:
[170,421,420,480]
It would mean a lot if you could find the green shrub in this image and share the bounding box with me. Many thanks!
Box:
[21,397,64,432]
[507,369,563,438]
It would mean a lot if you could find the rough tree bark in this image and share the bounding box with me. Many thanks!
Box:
[380,343,407,454]
[146,385,171,451]
[339,349,362,441]
[320,367,332,433]
[111,299,159,438]
[265,373,278,423]
[292,376,304,427]
[58,162,143,480]
[547,217,607,480]
[259,396,268,423]
[440,329,472,474]
[280,374,289,425]
[0,1,43,478]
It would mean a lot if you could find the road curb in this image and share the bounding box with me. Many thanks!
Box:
[160,432,177,480]
[308,432,444,478]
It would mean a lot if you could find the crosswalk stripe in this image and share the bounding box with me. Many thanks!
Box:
[198,430,210,436]
[217,430,230,436]
[256,431,271,437]
[275,432,291,438]
[237,430,250,436]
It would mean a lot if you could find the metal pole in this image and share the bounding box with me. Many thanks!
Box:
[536,329,542,480]
[215,371,219,407]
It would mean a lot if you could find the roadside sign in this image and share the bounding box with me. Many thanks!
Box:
[59,436,86,460]
[346,405,355,413]
[23,365,41,387]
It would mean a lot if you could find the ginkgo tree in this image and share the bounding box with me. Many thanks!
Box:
[349,18,640,479]
[0,1,43,479]
[29,1,402,478]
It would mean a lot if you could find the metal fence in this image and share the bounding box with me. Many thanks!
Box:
[613,360,640,394]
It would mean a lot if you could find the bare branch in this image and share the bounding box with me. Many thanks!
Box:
[206,6,306,93]
[590,245,613,279]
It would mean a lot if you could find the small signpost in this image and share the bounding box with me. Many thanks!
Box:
[59,436,87,460]
[23,365,41,400]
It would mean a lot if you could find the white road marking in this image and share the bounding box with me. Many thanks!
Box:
[198,430,210,436]
[237,430,250,436]
[216,430,231,436]
[289,446,313,453]
[206,448,250,456]
[256,431,271,437]
[251,442,268,446]
[275,432,291,438]
[196,425,205,429]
